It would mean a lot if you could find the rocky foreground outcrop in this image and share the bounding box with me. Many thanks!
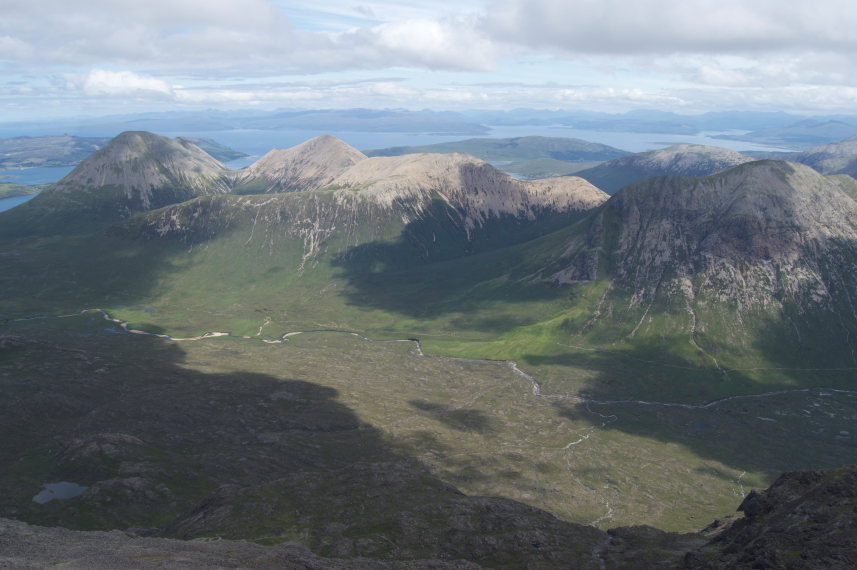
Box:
[680,465,857,569]
[4,466,855,569]
[0,517,484,569]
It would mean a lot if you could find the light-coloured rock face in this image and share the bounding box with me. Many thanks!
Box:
[50,131,232,211]
[327,152,608,231]
[236,134,368,192]
[234,139,607,228]
[550,161,857,316]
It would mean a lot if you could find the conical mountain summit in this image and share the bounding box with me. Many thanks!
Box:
[234,134,368,193]
[0,131,232,234]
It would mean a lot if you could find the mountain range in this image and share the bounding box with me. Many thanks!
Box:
[1,130,856,568]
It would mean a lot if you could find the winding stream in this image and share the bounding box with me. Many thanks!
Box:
[9,307,856,410]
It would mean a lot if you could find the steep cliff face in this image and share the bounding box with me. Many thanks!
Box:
[233,134,368,193]
[541,161,857,366]
[576,144,756,194]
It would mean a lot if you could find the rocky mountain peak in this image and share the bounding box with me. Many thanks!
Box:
[609,160,857,260]
[235,134,367,193]
[0,131,236,235]
[548,160,857,334]
[51,130,231,210]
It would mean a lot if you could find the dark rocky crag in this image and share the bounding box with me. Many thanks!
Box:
[680,465,857,569]
[4,466,856,569]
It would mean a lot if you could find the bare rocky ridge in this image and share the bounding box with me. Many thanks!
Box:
[232,137,608,226]
[327,152,607,232]
[234,134,368,193]
[575,144,756,194]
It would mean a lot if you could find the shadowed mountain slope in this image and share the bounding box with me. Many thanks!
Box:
[681,465,857,569]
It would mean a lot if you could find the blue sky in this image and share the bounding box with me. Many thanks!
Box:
[2,0,857,120]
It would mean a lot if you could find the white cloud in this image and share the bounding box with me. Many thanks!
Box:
[337,18,495,71]
[79,69,175,97]
[483,0,857,55]
[0,0,491,75]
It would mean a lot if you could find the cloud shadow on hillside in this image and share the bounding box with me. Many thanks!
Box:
[0,317,607,566]
[524,315,857,484]
[330,199,588,325]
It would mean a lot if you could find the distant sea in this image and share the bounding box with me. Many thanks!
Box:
[0,193,38,213]
[162,125,793,165]
[1,165,75,185]
[0,165,78,212]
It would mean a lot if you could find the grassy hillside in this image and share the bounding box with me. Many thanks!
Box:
[502,158,599,179]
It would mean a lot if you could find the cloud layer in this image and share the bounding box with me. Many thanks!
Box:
[484,0,857,55]
[2,0,857,114]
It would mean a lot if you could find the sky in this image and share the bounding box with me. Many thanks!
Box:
[2,0,857,120]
